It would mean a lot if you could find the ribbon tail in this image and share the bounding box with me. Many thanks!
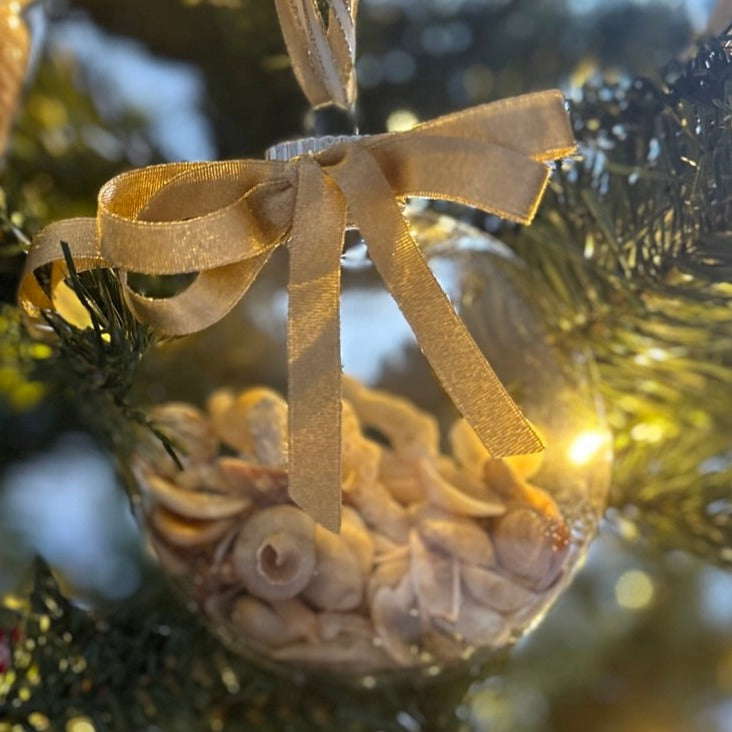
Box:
[329,145,543,458]
[287,157,347,532]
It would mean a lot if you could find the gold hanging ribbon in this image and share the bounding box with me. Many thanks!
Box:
[274,0,358,110]
[0,0,33,156]
[18,90,576,532]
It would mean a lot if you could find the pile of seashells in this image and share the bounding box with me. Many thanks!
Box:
[133,375,571,676]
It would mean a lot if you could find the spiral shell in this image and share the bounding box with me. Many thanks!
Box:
[302,524,364,611]
[232,505,317,601]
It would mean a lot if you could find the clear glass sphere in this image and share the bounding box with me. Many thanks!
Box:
[130,207,612,681]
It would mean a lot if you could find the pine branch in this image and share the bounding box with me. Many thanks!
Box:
[0,188,177,470]
[1,562,485,731]
[25,244,191,475]
[504,33,732,566]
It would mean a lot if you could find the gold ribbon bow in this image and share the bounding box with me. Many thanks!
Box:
[19,89,576,532]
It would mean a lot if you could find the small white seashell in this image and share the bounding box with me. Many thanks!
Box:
[174,463,231,493]
[150,507,235,548]
[208,387,288,466]
[340,506,375,577]
[417,459,506,517]
[145,474,251,520]
[206,389,234,423]
[318,611,374,641]
[145,402,219,473]
[341,398,361,443]
[435,597,507,647]
[370,573,421,666]
[451,418,545,481]
[373,544,410,568]
[231,596,305,648]
[342,428,381,485]
[379,450,423,505]
[491,507,566,590]
[436,455,495,501]
[212,526,241,568]
[270,598,319,643]
[409,530,461,624]
[302,524,364,611]
[448,418,489,478]
[413,506,495,567]
[341,400,379,481]
[269,638,391,670]
[342,375,439,457]
[372,532,407,559]
[232,505,317,601]
[483,457,525,499]
[217,457,289,503]
[461,564,537,614]
[343,479,410,543]
[367,554,410,606]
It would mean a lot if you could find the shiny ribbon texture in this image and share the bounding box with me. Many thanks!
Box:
[0,0,32,156]
[19,89,576,532]
[274,0,358,110]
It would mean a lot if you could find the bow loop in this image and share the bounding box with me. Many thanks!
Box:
[18,90,577,531]
[98,161,292,275]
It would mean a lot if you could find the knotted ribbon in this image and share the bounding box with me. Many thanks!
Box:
[19,89,576,532]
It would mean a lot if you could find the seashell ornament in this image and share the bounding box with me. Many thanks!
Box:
[132,210,612,681]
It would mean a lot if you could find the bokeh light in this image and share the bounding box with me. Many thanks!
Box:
[568,429,611,466]
[615,569,655,610]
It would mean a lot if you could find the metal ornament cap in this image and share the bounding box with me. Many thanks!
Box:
[265,135,364,162]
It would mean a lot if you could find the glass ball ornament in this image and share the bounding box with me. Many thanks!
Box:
[130,201,612,682]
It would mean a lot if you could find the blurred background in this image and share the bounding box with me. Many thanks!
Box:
[1,1,732,730]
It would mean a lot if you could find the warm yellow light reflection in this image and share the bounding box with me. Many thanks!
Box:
[569,57,599,89]
[716,650,732,691]
[615,570,654,610]
[52,281,93,330]
[66,718,96,732]
[28,713,50,731]
[386,109,419,132]
[0,594,28,612]
[567,429,609,466]
[630,421,666,443]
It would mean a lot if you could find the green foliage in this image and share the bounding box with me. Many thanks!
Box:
[0,305,49,418]
[2,52,156,231]
[0,190,171,469]
[32,245,182,469]
[0,562,481,731]
[504,34,732,565]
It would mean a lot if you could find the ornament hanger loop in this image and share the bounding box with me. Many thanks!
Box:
[274,0,360,112]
